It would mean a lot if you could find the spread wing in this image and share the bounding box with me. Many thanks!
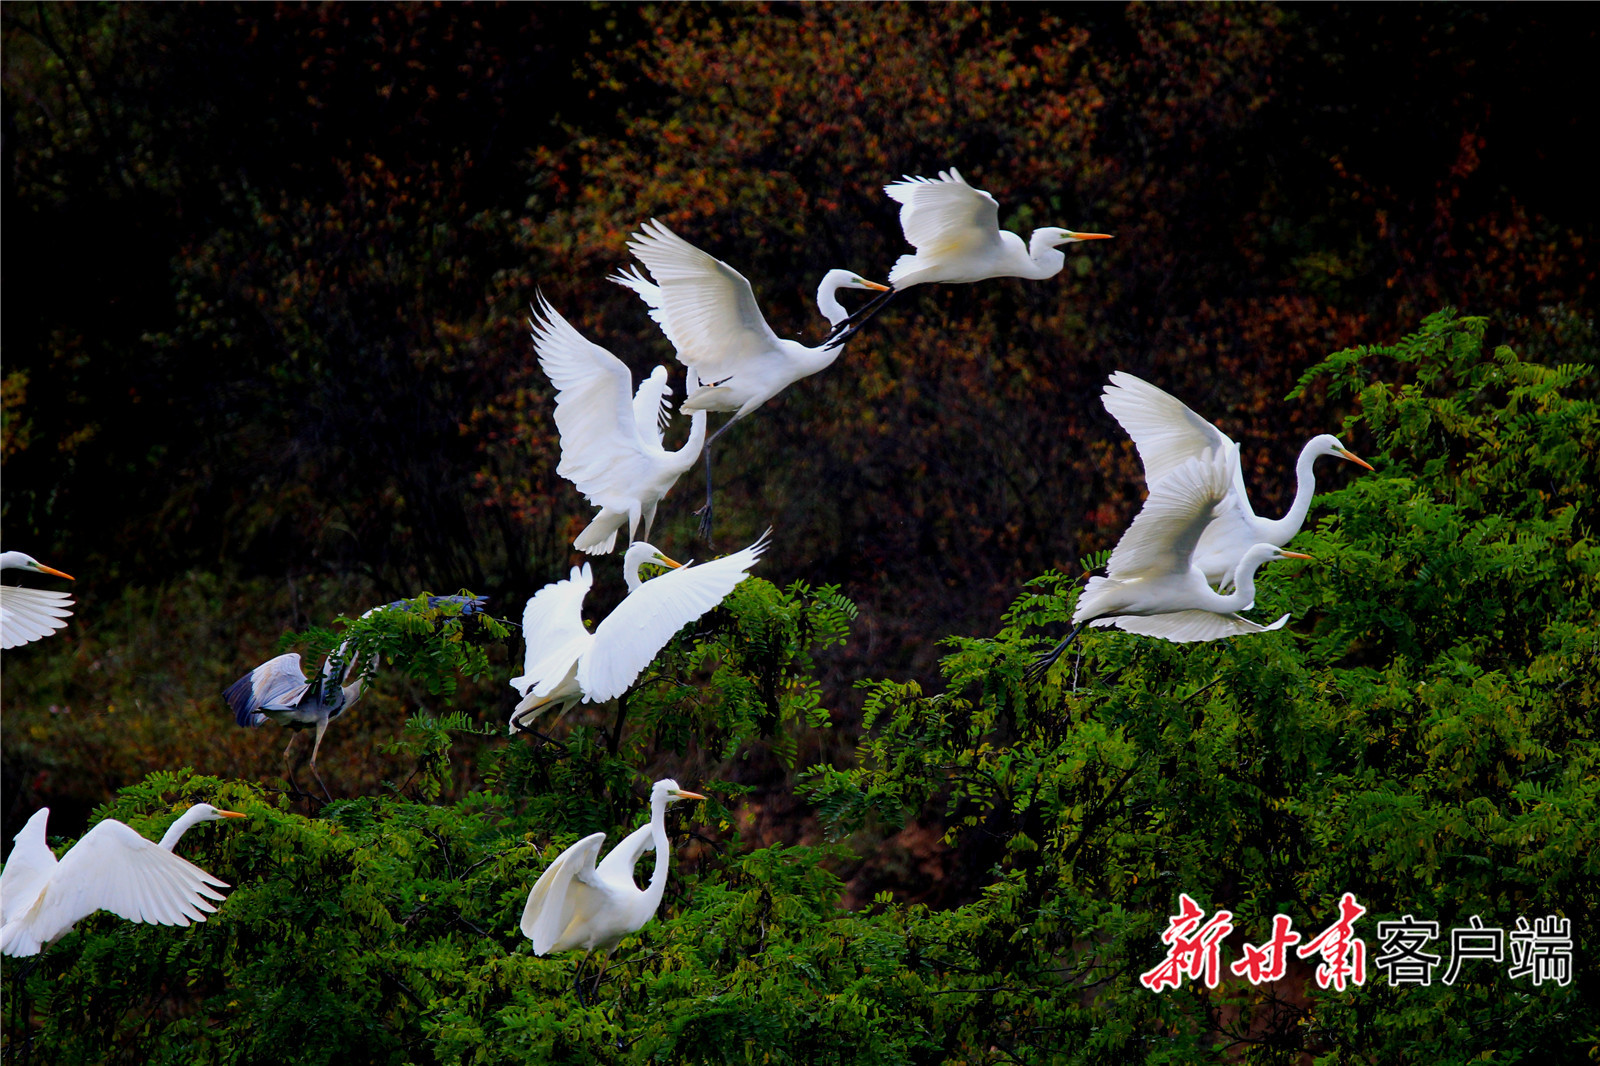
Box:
[631,367,673,438]
[223,653,310,727]
[520,832,607,955]
[1106,610,1291,643]
[594,822,656,888]
[1,809,58,925]
[1106,452,1232,579]
[509,567,595,698]
[624,220,782,381]
[0,586,74,649]
[1,819,228,956]
[884,168,1004,262]
[1101,372,1243,495]
[580,530,771,701]
[530,296,658,507]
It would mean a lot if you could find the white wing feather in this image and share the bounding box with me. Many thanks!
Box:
[510,567,595,698]
[1107,610,1291,642]
[593,822,656,887]
[530,297,657,505]
[624,221,782,381]
[0,810,57,924]
[520,832,607,954]
[0,586,74,649]
[1,818,229,957]
[1101,371,1239,488]
[247,653,314,709]
[578,531,771,701]
[1105,452,1232,579]
[884,168,1004,264]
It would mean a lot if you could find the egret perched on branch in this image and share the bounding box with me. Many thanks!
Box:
[224,595,489,798]
[1101,371,1372,588]
[1,804,244,957]
[531,294,707,555]
[613,220,888,540]
[521,778,705,991]
[0,551,75,650]
[509,533,770,733]
[1028,451,1310,683]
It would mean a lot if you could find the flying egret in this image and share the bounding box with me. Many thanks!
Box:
[521,778,705,1000]
[1028,450,1311,683]
[1,804,243,957]
[613,220,888,539]
[224,595,488,797]
[1101,371,1373,588]
[0,551,75,650]
[530,294,707,555]
[509,532,770,733]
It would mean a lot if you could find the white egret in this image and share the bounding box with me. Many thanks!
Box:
[613,220,888,539]
[1101,371,1373,588]
[530,294,707,555]
[509,532,770,732]
[884,168,1112,289]
[520,778,705,963]
[0,550,75,650]
[1029,451,1310,682]
[225,595,488,797]
[1,804,243,957]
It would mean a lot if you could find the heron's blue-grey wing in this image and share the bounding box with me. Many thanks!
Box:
[223,652,310,727]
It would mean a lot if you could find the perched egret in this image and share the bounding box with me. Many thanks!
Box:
[1,804,243,957]
[1029,451,1310,682]
[1101,371,1373,588]
[509,532,770,732]
[0,551,75,650]
[884,168,1112,289]
[613,220,888,539]
[224,595,488,797]
[520,778,706,959]
[531,294,707,555]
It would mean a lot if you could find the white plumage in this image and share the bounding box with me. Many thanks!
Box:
[883,168,1111,288]
[1,804,243,957]
[0,550,75,650]
[520,778,704,955]
[509,532,770,731]
[531,294,707,554]
[1100,371,1372,588]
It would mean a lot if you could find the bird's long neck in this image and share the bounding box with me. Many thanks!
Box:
[1260,440,1322,545]
[1024,232,1067,280]
[1211,547,1274,612]
[158,808,210,852]
[642,794,672,913]
[672,409,709,471]
[815,274,853,328]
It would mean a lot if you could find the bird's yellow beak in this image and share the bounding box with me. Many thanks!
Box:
[672,790,707,802]
[1068,231,1114,241]
[860,280,891,292]
[35,563,74,580]
[655,553,685,570]
[1279,551,1314,560]
[1336,447,1375,471]
[217,809,248,818]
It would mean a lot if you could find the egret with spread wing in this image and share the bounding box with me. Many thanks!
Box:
[521,778,705,999]
[0,551,75,650]
[613,221,887,540]
[1028,450,1310,683]
[1,804,244,957]
[531,294,707,554]
[509,532,770,732]
[1101,371,1372,588]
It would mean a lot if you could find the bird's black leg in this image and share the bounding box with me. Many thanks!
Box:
[1026,622,1088,686]
[695,439,715,545]
[824,286,898,344]
[572,952,590,1007]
